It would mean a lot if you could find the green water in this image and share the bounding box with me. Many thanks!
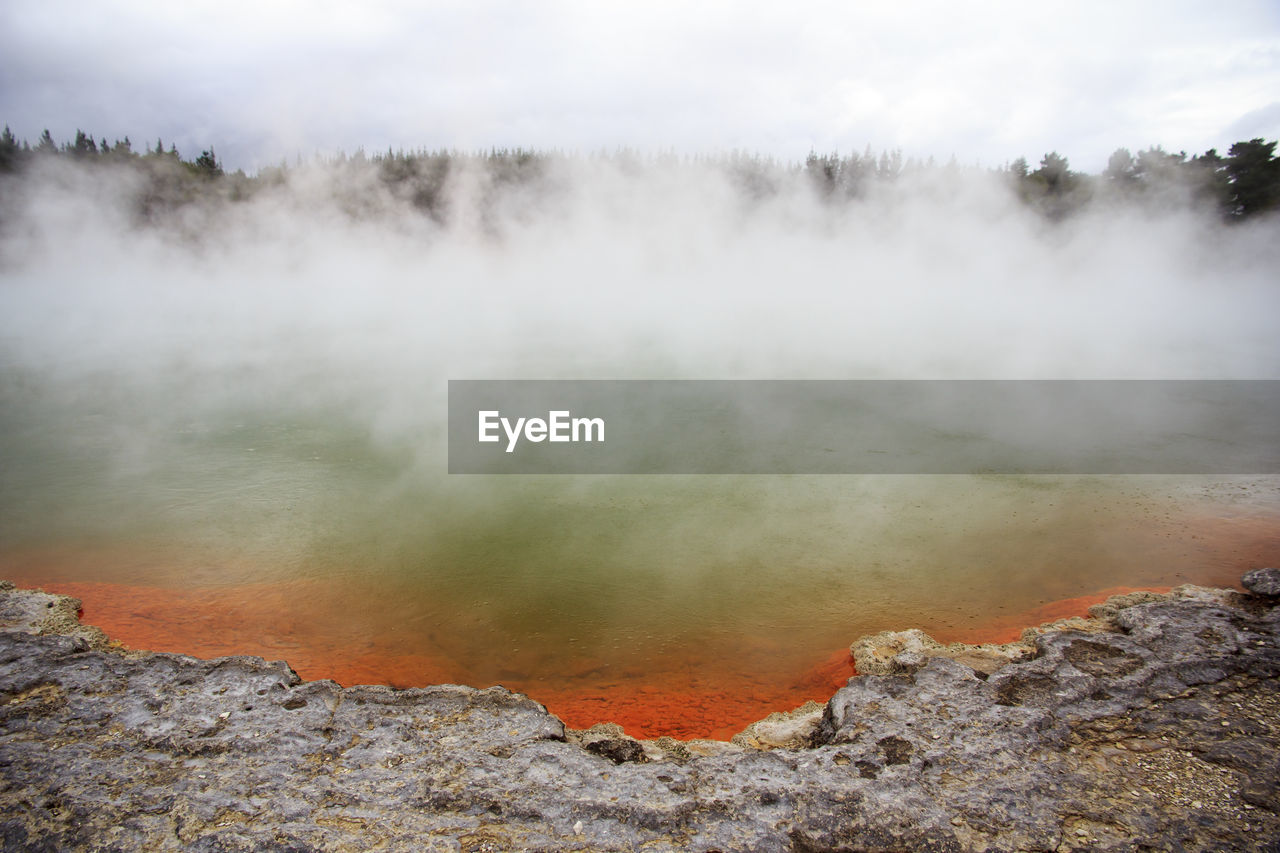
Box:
[2,163,1278,731]
[4,363,1278,692]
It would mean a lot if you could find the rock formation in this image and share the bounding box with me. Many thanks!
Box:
[1,572,1277,851]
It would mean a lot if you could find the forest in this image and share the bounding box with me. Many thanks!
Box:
[1,125,1278,227]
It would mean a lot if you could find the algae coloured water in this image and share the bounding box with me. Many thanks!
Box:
[3,376,1278,737]
[3,159,1279,737]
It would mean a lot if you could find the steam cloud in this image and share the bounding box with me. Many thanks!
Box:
[0,155,1277,688]
[3,156,1277,416]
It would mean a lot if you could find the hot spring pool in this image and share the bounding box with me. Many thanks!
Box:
[3,158,1278,738]
[3,390,1277,738]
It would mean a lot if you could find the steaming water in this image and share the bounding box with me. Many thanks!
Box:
[2,160,1279,737]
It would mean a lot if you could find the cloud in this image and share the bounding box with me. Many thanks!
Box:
[1,1,1278,171]
[1227,101,1280,141]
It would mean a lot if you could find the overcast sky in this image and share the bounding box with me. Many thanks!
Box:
[2,0,1278,174]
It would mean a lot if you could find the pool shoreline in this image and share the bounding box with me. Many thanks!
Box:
[1,571,1277,849]
[2,575,1181,741]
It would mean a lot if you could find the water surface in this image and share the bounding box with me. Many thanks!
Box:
[4,383,1277,737]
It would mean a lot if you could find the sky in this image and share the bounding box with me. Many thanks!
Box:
[1,0,1279,174]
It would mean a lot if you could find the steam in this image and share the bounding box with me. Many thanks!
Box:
[4,156,1277,393]
[3,157,1276,476]
[0,155,1277,664]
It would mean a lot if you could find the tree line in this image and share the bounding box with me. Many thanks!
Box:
[1005,141,1280,220]
[802,141,1279,221]
[2,125,1278,225]
[1,127,224,176]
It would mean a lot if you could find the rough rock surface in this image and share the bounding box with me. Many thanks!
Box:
[1245,568,1280,598]
[1,573,1278,851]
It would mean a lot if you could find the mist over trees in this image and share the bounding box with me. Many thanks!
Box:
[1,125,1278,229]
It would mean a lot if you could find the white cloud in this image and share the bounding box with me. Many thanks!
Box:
[1,0,1277,171]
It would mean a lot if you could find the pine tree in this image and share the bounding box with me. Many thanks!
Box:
[194,147,222,177]
[0,125,20,171]
[1224,138,1280,218]
[72,130,97,157]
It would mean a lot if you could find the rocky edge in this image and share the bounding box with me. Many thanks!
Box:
[0,569,1277,851]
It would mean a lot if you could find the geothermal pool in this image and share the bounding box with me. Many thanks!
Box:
[2,385,1277,738]
[3,161,1279,738]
